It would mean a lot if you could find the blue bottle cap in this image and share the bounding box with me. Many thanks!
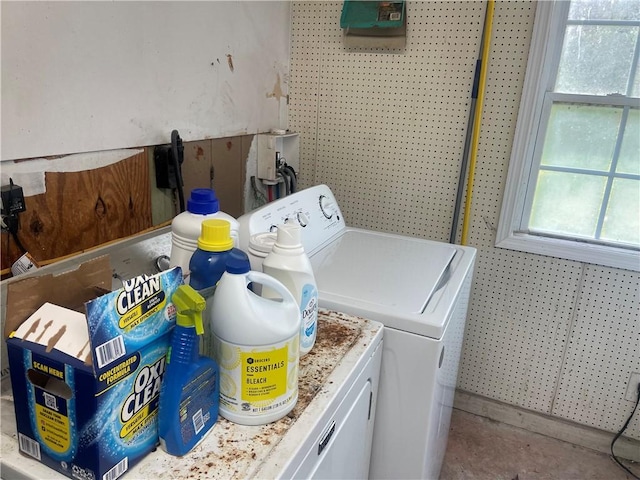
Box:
[226,250,251,274]
[187,188,220,214]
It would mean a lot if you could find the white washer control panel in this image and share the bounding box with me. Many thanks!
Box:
[237,184,346,254]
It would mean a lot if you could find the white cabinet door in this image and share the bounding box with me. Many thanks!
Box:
[306,380,373,480]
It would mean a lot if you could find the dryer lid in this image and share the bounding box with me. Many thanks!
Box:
[310,229,456,315]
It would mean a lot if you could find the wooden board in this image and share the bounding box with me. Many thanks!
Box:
[180,137,247,219]
[181,140,214,195]
[212,136,246,218]
[1,152,152,270]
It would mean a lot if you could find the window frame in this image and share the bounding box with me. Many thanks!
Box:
[496,0,640,272]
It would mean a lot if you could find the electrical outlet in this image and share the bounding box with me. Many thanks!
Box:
[1,183,26,215]
[624,372,640,402]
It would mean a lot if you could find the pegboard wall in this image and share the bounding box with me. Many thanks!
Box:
[290,1,640,440]
[458,247,583,413]
[293,1,486,242]
[552,265,640,434]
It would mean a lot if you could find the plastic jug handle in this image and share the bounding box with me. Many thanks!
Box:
[246,271,298,307]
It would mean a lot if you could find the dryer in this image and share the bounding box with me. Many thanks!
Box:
[238,184,476,479]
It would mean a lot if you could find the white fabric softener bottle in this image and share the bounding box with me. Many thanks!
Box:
[262,224,318,356]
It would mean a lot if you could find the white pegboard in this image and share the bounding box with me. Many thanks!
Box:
[292,1,486,242]
[290,2,325,188]
[552,265,640,438]
[290,1,640,439]
[457,247,583,413]
[322,1,485,242]
[461,2,537,247]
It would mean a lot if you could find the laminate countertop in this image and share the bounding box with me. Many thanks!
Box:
[1,309,383,479]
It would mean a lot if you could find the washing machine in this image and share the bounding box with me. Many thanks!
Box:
[238,184,476,480]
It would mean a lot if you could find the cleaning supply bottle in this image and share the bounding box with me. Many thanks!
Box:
[189,218,242,358]
[247,232,277,294]
[262,223,318,356]
[211,251,300,426]
[189,218,235,292]
[159,285,219,456]
[169,188,239,280]
[247,232,277,273]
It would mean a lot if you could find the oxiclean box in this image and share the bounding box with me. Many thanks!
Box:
[4,257,182,480]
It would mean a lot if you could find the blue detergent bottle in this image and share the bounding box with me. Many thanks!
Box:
[169,188,240,280]
[189,218,235,292]
[189,218,245,358]
[158,285,219,456]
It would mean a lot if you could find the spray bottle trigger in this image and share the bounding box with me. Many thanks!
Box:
[190,307,205,336]
[173,285,206,335]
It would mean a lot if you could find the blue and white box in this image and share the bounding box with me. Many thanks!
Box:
[5,256,182,480]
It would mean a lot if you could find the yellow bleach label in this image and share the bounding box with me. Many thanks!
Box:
[214,336,298,419]
[241,346,287,401]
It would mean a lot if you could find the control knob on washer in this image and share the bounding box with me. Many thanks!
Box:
[319,195,337,219]
[296,212,309,227]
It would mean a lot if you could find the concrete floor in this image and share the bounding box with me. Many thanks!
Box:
[441,409,639,480]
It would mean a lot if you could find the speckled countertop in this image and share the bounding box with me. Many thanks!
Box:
[1,309,383,479]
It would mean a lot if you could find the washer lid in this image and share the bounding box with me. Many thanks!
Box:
[310,229,456,315]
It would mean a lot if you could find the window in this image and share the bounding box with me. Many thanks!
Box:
[497,0,640,271]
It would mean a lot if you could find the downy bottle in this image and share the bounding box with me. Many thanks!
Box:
[158,285,219,456]
[262,223,318,356]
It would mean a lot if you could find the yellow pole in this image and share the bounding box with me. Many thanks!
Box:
[461,0,494,246]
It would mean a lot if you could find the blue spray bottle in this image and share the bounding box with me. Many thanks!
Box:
[158,285,220,456]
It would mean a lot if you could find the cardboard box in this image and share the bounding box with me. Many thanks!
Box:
[4,256,182,480]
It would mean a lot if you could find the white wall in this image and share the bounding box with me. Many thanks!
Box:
[1,2,291,161]
[289,0,640,440]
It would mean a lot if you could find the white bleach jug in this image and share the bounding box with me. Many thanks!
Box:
[211,251,300,426]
